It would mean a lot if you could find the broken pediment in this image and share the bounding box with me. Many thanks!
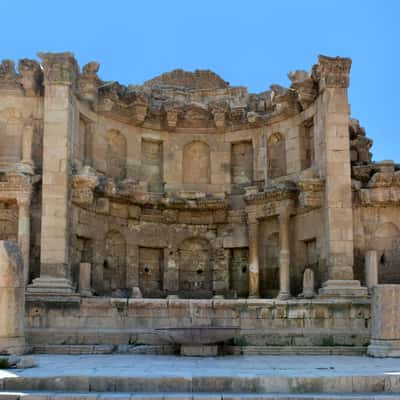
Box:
[143,69,229,90]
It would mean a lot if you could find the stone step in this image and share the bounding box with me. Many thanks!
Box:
[30,345,367,356]
[0,391,399,400]
[1,375,400,394]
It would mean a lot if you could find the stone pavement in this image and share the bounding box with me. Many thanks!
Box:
[1,354,400,378]
[2,355,400,398]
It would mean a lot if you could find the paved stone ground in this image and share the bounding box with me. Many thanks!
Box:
[1,355,400,378]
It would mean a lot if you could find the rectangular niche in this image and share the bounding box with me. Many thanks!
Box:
[139,247,164,296]
[141,139,163,192]
[231,141,253,185]
[229,248,249,298]
[300,118,314,170]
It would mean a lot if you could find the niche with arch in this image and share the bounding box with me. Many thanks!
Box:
[139,247,164,296]
[231,141,253,186]
[178,237,211,297]
[267,133,286,179]
[103,230,126,293]
[371,222,400,284]
[229,247,249,297]
[106,129,126,179]
[183,141,210,184]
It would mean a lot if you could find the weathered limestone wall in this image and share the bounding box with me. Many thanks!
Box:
[25,298,370,349]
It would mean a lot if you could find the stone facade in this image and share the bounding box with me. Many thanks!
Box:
[0,51,398,352]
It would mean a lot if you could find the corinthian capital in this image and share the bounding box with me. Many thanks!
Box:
[313,55,352,91]
[38,52,79,86]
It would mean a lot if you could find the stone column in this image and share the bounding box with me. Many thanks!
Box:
[17,195,31,285]
[28,52,79,294]
[248,217,260,298]
[314,55,367,297]
[20,119,34,175]
[0,241,26,355]
[79,262,92,297]
[368,285,400,357]
[277,208,291,300]
[365,250,378,292]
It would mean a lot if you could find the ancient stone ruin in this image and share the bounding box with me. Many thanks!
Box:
[0,52,399,355]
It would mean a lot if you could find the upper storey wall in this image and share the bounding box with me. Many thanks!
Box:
[0,53,372,197]
[0,60,43,173]
[75,108,318,194]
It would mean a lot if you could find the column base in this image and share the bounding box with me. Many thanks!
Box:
[277,291,291,300]
[0,337,27,355]
[27,276,75,294]
[318,280,368,298]
[368,339,400,357]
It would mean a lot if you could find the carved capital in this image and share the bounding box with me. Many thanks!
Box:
[38,52,79,86]
[18,59,43,96]
[0,59,21,92]
[78,61,100,103]
[313,55,352,91]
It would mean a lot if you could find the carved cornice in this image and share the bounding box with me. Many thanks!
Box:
[38,52,79,86]
[244,182,298,205]
[0,172,32,204]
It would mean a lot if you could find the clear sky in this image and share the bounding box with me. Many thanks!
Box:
[1,0,398,161]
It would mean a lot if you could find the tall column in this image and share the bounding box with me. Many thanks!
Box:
[277,208,291,300]
[17,195,31,286]
[248,215,260,298]
[28,52,78,294]
[314,55,367,297]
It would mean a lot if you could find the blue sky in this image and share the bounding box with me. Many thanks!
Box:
[1,0,398,161]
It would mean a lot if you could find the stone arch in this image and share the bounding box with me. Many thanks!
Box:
[261,231,280,298]
[183,141,210,184]
[104,230,126,293]
[267,132,286,179]
[371,222,400,284]
[178,237,211,297]
[106,129,126,179]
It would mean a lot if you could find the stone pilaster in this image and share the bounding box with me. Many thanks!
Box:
[247,211,260,298]
[28,52,78,294]
[314,55,367,297]
[277,208,291,300]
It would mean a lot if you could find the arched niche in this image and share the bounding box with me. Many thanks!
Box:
[183,141,210,184]
[267,132,286,179]
[370,222,400,284]
[178,237,211,297]
[104,230,126,293]
[106,129,126,180]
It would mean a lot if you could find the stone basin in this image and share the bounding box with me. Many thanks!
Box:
[155,327,240,345]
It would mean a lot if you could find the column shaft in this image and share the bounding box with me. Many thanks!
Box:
[248,221,260,298]
[278,210,291,300]
[17,198,30,286]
